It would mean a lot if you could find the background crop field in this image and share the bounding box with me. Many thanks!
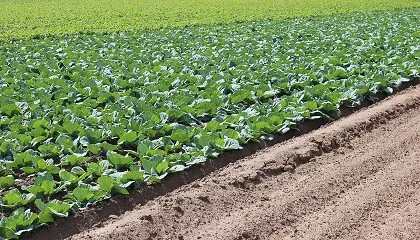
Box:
[0,0,419,41]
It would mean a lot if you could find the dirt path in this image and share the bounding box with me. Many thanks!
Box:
[68,86,420,240]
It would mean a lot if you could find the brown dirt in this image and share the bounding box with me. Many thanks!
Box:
[57,85,420,240]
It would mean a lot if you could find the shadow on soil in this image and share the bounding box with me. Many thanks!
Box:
[23,77,420,240]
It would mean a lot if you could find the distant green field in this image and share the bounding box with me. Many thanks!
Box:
[0,0,419,41]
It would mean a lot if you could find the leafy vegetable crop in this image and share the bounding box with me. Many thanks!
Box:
[0,0,419,41]
[0,8,419,239]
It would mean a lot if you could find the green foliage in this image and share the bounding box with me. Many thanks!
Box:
[108,153,134,170]
[0,8,419,239]
[97,176,129,195]
[0,0,419,41]
[0,190,35,209]
[0,176,14,189]
[0,208,38,238]
[35,199,71,224]
[66,186,95,206]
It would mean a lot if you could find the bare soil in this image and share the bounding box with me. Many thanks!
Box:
[53,85,420,240]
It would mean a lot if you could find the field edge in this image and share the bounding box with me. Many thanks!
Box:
[23,77,420,240]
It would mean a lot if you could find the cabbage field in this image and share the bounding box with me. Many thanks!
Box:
[0,2,419,239]
[1,0,420,41]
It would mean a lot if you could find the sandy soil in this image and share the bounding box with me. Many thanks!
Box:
[62,85,420,240]
[24,85,420,240]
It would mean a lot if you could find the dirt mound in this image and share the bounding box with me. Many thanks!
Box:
[58,86,420,240]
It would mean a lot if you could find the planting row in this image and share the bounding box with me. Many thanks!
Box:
[0,0,419,40]
[0,8,419,239]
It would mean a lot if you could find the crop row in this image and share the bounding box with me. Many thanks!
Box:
[0,9,419,239]
[0,0,419,41]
